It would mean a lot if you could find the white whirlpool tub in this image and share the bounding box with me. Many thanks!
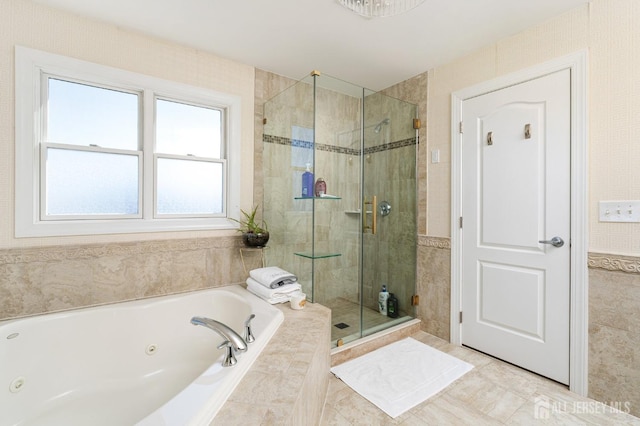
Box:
[0,285,284,426]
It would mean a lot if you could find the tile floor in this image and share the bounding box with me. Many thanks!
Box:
[321,331,640,425]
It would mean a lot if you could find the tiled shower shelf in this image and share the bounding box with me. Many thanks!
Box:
[294,252,342,259]
[294,196,341,200]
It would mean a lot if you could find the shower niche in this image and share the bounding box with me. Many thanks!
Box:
[263,71,418,348]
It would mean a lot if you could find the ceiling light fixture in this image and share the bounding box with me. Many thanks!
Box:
[337,0,426,18]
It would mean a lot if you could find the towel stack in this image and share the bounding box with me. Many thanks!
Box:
[246,266,302,304]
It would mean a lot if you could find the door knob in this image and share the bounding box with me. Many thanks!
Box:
[538,236,564,247]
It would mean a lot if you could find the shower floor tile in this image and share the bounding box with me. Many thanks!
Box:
[325,297,400,344]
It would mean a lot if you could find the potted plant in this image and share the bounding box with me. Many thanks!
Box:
[230,205,269,248]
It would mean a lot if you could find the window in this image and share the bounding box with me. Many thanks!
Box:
[15,46,241,237]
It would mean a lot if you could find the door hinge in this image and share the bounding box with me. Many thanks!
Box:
[459,311,463,324]
[459,217,463,228]
[459,121,463,134]
[413,118,421,129]
[263,117,267,125]
[411,295,420,306]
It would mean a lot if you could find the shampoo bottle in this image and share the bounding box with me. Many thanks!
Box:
[387,293,399,318]
[378,285,389,316]
[302,163,314,197]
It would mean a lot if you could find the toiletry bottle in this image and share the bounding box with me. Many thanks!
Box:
[378,285,389,316]
[302,163,314,197]
[315,177,326,197]
[387,293,399,318]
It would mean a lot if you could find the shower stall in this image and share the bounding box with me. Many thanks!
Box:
[262,71,417,348]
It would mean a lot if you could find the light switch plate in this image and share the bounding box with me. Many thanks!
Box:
[599,200,640,222]
[431,149,440,164]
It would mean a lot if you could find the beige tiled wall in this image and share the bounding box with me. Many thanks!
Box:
[588,259,640,416]
[380,73,428,235]
[416,236,451,341]
[0,237,261,320]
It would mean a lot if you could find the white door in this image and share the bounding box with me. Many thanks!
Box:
[461,69,571,384]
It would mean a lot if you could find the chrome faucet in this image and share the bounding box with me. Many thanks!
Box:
[190,316,248,365]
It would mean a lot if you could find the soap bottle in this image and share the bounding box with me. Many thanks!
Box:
[387,293,399,318]
[315,178,326,197]
[302,163,314,197]
[378,285,389,316]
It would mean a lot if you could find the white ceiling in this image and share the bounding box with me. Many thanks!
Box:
[32,0,590,91]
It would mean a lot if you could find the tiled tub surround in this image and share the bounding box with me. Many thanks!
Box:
[2,285,284,425]
[212,301,331,425]
[2,284,330,425]
[0,236,262,320]
[417,238,640,417]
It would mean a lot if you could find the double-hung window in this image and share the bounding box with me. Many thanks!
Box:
[16,47,241,237]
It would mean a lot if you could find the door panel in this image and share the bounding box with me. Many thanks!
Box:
[479,262,544,340]
[461,69,570,384]
[481,103,544,250]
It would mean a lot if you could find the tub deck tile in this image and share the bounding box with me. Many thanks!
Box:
[212,301,331,425]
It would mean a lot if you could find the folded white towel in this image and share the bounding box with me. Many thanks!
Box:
[246,278,301,304]
[249,266,298,289]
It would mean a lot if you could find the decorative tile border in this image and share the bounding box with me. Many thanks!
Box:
[413,238,640,275]
[364,137,417,154]
[263,134,416,156]
[0,236,242,265]
[418,235,451,250]
[11,236,635,275]
[588,253,640,274]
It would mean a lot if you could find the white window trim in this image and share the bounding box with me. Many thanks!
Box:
[15,46,241,237]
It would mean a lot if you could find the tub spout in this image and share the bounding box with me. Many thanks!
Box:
[190,316,248,354]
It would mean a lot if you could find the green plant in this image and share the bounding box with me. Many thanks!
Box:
[230,205,268,234]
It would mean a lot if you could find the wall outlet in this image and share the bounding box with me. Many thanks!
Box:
[599,201,640,223]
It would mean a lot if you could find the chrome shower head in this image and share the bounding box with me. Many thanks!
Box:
[374,118,390,133]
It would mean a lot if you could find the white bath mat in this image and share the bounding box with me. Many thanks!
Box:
[330,337,474,418]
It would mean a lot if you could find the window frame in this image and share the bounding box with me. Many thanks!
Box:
[15,46,241,237]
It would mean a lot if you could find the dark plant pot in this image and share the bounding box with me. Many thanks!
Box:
[242,231,269,248]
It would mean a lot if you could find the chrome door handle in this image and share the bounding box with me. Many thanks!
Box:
[539,236,564,247]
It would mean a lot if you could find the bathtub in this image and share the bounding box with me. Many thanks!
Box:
[0,285,284,426]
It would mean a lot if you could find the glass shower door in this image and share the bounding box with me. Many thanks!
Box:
[262,72,417,349]
[361,92,418,337]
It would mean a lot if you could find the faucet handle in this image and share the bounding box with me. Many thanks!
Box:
[217,340,238,367]
[244,314,256,344]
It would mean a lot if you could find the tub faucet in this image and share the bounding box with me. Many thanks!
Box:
[190,316,248,356]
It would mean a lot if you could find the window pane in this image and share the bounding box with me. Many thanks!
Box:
[47,78,139,150]
[156,158,223,215]
[46,148,139,216]
[156,99,221,158]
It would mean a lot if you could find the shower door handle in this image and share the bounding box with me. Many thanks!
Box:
[372,195,377,235]
[363,196,377,235]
